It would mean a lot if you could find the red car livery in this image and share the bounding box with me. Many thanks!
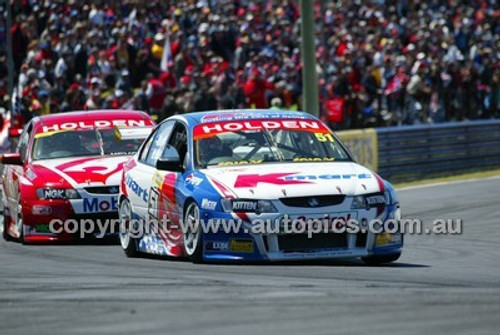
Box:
[1,110,155,243]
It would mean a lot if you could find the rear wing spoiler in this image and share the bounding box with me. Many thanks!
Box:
[114,126,154,141]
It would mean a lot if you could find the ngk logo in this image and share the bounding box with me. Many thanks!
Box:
[43,189,66,199]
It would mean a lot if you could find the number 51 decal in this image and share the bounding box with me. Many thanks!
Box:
[315,133,335,142]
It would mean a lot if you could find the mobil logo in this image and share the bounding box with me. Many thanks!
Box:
[83,197,118,212]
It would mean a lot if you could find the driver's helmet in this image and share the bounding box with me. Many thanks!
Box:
[198,135,226,164]
[100,129,119,151]
[57,131,83,150]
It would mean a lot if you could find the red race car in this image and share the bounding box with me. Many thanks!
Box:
[1,110,155,243]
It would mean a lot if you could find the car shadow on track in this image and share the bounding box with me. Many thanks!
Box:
[137,253,429,268]
[4,236,121,246]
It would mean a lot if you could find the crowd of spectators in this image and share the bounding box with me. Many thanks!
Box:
[1,0,500,130]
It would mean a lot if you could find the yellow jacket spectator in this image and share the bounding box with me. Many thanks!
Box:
[151,33,165,60]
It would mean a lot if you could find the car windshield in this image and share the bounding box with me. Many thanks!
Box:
[32,128,144,160]
[194,124,352,168]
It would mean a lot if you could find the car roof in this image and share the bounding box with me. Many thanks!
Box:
[32,110,151,128]
[182,109,319,125]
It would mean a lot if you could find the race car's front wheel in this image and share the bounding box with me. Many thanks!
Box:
[183,201,203,263]
[16,204,25,244]
[362,253,401,265]
[2,212,13,242]
[119,199,139,257]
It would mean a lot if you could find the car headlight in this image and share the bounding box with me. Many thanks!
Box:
[351,194,387,209]
[221,199,278,214]
[384,189,392,205]
[351,195,368,209]
[36,188,81,200]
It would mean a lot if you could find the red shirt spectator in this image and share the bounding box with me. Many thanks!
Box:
[146,77,166,111]
[243,70,275,109]
[160,72,177,90]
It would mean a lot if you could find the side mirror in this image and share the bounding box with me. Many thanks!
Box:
[1,153,23,166]
[156,145,183,172]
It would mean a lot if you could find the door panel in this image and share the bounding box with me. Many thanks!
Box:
[127,121,175,219]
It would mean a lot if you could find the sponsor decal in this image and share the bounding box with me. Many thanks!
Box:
[366,195,386,206]
[125,175,149,202]
[234,172,312,188]
[231,200,258,212]
[26,169,37,181]
[205,241,229,251]
[218,160,263,166]
[201,198,217,210]
[55,157,126,185]
[152,171,164,189]
[138,234,168,255]
[200,112,253,123]
[32,205,52,216]
[283,173,372,181]
[148,188,160,220]
[234,172,372,188]
[193,119,328,139]
[199,112,306,123]
[375,232,401,247]
[83,197,118,212]
[230,239,254,253]
[185,173,203,187]
[34,224,53,234]
[148,172,179,226]
[42,189,66,199]
[40,119,148,133]
[292,157,335,162]
[314,133,335,142]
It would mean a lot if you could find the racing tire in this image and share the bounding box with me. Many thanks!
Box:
[362,252,401,265]
[2,212,13,242]
[16,203,25,244]
[119,198,139,258]
[183,201,203,263]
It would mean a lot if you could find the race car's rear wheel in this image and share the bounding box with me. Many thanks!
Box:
[362,252,401,265]
[183,201,203,263]
[119,199,139,257]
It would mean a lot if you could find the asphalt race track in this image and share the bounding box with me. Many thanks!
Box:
[1,177,499,335]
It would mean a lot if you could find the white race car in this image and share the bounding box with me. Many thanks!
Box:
[118,110,403,263]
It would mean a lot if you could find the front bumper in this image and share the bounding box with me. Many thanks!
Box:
[201,203,403,262]
[20,197,119,243]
